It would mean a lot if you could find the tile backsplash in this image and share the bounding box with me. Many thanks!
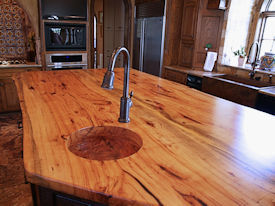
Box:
[0,0,29,60]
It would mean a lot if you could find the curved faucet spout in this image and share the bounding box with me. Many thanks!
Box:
[108,47,130,98]
[246,41,259,79]
[101,47,133,123]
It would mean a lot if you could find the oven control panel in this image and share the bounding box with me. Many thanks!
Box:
[45,53,87,70]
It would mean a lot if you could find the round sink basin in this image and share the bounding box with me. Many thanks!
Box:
[67,126,143,161]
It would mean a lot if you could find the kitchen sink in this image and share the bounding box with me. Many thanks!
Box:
[216,74,274,88]
[202,75,275,108]
[67,126,143,161]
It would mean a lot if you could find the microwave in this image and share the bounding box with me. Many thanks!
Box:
[44,22,86,51]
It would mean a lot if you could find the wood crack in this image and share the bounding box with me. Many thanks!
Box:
[175,189,208,206]
[158,165,183,180]
[123,170,163,206]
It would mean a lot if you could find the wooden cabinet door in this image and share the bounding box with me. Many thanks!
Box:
[0,78,20,113]
[193,8,224,69]
[179,0,199,67]
[114,0,125,30]
[181,0,199,41]
[103,0,115,30]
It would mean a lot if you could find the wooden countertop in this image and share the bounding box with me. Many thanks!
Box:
[14,69,275,206]
[164,65,224,78]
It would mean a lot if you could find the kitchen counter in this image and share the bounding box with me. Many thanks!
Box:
[13,69,275,205]
[164,65,224,78]
[0,63,42,68]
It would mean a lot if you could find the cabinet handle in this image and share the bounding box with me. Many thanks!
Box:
[0,82,4,87]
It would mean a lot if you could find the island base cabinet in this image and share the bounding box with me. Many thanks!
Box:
[31,184,105,206]
[0,78,20,113]
[255,93,275,115]
[0,67,42,113]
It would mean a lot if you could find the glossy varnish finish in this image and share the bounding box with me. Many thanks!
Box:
[14,69,275,205]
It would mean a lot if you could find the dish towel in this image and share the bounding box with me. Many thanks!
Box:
[204,52,218,71]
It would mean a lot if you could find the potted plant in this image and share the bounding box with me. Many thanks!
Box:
[233,47,246,67]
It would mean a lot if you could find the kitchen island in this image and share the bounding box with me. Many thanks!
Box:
[14,68,275,205]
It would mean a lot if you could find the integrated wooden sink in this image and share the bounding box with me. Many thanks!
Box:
[67,126,143,161]
[216,74,274,88]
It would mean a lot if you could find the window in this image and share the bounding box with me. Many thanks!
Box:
[258,0,275,58]
[222,0,254,65]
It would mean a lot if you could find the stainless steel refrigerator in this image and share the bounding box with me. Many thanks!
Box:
[133,2,165,77]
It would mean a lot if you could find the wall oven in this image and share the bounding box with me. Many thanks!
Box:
[44,22,86,51]
[45,53,87,70]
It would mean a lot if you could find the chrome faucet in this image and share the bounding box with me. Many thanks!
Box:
[246,41,259,79]
[101,47,133,123]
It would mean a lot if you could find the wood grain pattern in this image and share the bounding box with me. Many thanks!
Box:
[13,68,275,205]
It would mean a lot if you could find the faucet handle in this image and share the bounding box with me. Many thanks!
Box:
[129,91,134,98]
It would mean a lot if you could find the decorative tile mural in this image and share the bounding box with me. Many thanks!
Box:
[0,0,29,60]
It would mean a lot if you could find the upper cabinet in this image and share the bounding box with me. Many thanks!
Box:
[103,0,126,67]
[181,0,198,41]
[179,0,224,69]
[163,0,225,71]
[193,1,224,69]
[178,0,199,67]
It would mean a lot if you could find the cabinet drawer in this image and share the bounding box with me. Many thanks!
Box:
[164,68,187,84]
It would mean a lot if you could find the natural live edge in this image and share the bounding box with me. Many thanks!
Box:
[13,68,275,206]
